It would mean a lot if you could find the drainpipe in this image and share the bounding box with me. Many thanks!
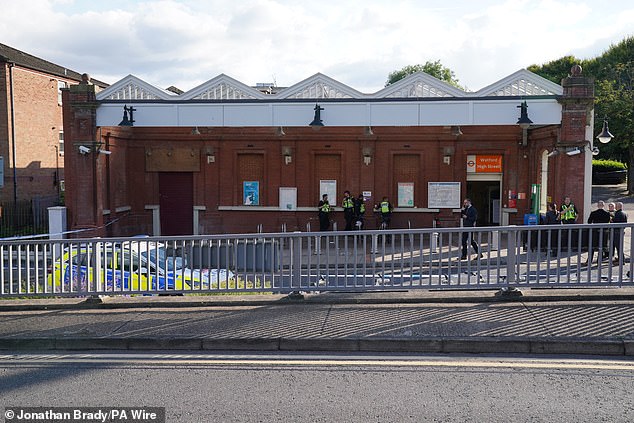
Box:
[8,61,17,206]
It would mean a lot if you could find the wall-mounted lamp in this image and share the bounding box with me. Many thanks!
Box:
[282,146,293,165]
[362,146,373,166]
[191,126,201,135]
[516,101,533,129]
[451,125,463,137]
[364,126,374,136]
[591,146,600,156]
[442,146,454,165]
[516,101,533,146]
[118,105,136,126]
[596,117,614,144]
[205,146,215,163]
[309,103,324,129]
[276,126,286,136]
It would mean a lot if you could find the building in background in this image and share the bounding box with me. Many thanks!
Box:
[0,43,107,234]
[62,66,595,236]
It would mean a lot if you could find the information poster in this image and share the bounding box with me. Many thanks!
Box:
[320,180,337,206]
[243,181,259,205]
[428,182,461,209]
[397,182,414,207]
[279,187,297,211]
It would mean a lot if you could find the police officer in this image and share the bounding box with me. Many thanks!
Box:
[377,196,393,229]
[559,197,578,224]
[354,194,366,229]
[342,190,355,231]
[318,194,331,231]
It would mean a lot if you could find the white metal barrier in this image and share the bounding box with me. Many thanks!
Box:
[1,223,633,297]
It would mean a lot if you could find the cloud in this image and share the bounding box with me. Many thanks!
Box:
[1,0,633,93]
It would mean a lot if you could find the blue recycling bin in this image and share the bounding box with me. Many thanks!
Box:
[524,213,538,226]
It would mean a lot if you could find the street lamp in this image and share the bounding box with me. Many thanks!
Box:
[596,117,614,144]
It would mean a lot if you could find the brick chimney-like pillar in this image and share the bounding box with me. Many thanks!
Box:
[555,65,595,220]
[62,74,105,236]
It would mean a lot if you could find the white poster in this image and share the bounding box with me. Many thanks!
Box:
[320,180,337,206]
[279,187,297,211]
[397,182,414,207]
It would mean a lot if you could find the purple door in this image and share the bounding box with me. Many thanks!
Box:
[159,172,193,235]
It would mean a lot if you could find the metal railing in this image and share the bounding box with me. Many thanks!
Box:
[1,223,633,297]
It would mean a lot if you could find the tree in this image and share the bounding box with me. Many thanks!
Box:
[529,37,634,191]
[385,60,462,88]
[527,56,579,84]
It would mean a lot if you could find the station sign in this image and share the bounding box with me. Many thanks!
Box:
[466,155,503,173]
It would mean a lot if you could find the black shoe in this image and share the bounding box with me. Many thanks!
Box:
[460,255,468,260]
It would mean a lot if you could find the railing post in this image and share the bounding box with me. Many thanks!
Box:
[497,226,522,297]
[506,229,516,284]
[287,233,303,299]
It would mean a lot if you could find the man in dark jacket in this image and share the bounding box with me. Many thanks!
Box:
[611,201,628,263]
[587,200,611,263]
[461,198,480,259]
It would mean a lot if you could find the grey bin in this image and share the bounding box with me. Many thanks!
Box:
[190,243,234,268]
[235,239,280,272]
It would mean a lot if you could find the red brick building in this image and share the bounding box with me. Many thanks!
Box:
[62,67,595,236]
[0,43,107,207]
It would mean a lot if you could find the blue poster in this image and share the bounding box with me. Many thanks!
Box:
[243,181,259,205]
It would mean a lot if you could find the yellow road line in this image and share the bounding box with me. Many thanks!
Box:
[1,355,633,371]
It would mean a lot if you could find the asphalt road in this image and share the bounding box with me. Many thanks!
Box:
[1,352,633,423]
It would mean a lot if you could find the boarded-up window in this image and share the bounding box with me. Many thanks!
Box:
[314,154,341,202]
[238,154,264,204]
[393,154,420,201]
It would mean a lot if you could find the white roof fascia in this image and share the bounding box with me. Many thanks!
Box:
[96,74,176,100]
[96,97,561,127]
[180,73,267,100]
[275,73,366,99]
[373,71,467,98]
[475,69,563,96]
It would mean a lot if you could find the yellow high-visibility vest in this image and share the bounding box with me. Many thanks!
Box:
[561,203,577,220]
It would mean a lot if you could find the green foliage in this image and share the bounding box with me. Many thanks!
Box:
[530,36,634,165]
[386,60,463,89]
[592,159,627,172]
[527,56,579,84]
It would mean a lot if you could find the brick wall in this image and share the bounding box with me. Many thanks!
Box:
[0,65,76,203]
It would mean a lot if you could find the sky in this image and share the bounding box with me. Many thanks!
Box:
[1,0,633,93]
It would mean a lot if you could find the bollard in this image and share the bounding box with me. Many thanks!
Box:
[491,230,499,251]
[431,232,439,253]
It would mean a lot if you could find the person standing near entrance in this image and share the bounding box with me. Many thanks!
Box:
[559,197,578,224]
[586,200,611,264]
[461,198,480,260]
[375,196,393,229]
[318,194,331,231]
[342,190,355,231]
[611,201,628,263]
[354,194,366,230]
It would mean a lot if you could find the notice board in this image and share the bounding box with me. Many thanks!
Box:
[428,182,460,209]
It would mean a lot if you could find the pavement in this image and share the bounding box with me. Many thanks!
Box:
[0,184,633,357]
[0,288,633,356]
